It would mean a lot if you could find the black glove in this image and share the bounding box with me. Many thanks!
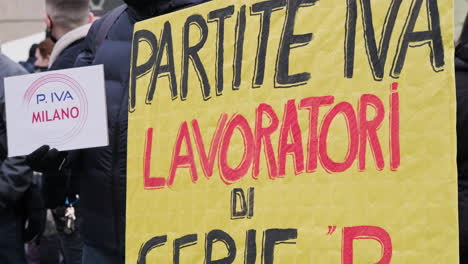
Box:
[22,184,46,242]
[26,145,67,173]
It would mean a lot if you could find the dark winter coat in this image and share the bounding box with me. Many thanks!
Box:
[49,24,91,72]
[456,43,468,263]
[72,0,207,255]
[49,40,87,72]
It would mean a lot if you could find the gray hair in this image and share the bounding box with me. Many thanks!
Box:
[46,0,90,31]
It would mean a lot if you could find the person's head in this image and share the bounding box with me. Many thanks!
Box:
[45,0,94,42]
[34,39,54,71]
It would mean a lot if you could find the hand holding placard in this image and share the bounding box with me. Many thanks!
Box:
[26,145,67,173]
[4,65,108,157]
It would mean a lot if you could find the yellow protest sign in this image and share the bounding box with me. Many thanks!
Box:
[126,0,458,262]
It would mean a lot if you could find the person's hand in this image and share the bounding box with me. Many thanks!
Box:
[26,145,67,173]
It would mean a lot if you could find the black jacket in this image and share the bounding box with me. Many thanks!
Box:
[0,54,32,210]
[72,0,206,255]
[456,43,468,263]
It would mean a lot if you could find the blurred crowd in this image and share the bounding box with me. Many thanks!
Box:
[2,0,468,264]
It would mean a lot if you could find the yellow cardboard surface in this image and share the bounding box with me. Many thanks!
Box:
[126,0,458,262]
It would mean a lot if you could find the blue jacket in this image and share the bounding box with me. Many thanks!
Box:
[73,0,207,255]
[73,9,133,255]
[49,40,87,72]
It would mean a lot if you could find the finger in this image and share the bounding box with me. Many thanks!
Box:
[32,145,50,157]
[49,148,60,159]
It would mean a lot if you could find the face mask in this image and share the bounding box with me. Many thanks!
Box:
[45,16,58,43]
[45,27,58,43]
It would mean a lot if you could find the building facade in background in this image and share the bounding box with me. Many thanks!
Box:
[0,0,45,43]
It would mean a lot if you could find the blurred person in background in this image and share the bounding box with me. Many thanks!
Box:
[456,12,468,264]
[19,44,38,73]
[46,0,95,71]
[32,1,96,263]
[34,39,54,72]
[0,53,45,263]
[27,0,208,263]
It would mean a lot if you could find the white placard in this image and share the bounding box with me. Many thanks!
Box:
[4,65,108,157]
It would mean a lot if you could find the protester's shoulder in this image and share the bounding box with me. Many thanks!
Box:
[88,16,104,40]
[0,55,27,79]
[86,5,133,43]
[50,39,87,71]
[75,5,133,67]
